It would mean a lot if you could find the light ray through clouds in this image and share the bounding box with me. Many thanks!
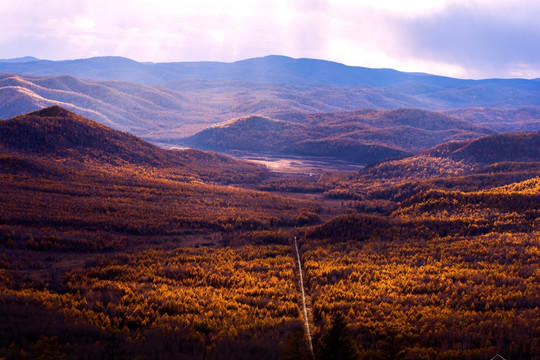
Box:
[0,0,539,79]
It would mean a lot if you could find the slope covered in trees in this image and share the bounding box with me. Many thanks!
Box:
[309,131,540,202]
[0,106,268,184]
[301,231,539,359]
[1,106,539,359]
[1,246,305,360]
[183,108,494,164]
[425,131,540,163]
[444,106,540,132]
[0,107,321,252]
[0,108,324,359]
[297,134,540,359]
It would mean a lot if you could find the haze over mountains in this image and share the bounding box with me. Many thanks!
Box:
[1,55,540,149]
[0,73,192,137]
[2,55,540,87]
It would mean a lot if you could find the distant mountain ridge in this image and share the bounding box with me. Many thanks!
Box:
[443,107,540,132]
[0,73,192,137]
[1,55,539,87]
[0,56,39,63]
[1,56,540,144]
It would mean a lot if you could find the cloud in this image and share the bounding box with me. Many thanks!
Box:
[391,1,540,78]
[1,0,539,78]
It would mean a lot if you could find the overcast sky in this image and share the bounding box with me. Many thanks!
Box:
[1,0,540,79]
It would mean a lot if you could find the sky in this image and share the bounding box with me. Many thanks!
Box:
[1,0,540,79]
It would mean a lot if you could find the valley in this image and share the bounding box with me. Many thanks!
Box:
[0,105,538,359]
[217,151,365,173]
[0,53,539,360]
[5,0,540,356]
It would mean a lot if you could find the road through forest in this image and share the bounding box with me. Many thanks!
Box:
[294,236,314,356]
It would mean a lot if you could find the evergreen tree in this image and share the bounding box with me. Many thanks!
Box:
[318,313,360,360]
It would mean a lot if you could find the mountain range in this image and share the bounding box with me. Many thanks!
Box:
[1,55,539,88]
[2,39,540,360]
[3,105,537,192]
[1,56,540,144]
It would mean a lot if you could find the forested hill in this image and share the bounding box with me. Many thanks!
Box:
[183,108,494,164]
[0,106,268,183]
[424,131,540,163]
[0,106,166,165]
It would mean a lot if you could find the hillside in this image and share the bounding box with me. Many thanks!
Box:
[185,115,307,152]
[184,109,494,164]
[1,106,165,163]
[1,107,539,359]
[257,129,539,359]
[425,131,540,163]
[1,56,540,143]
[0,106,268,184]
[443,106,540,132]
[0,106,321,249]
[0,73,193,137]
[308,131,540,207]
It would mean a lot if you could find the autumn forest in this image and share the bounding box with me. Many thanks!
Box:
[0,106,539,360]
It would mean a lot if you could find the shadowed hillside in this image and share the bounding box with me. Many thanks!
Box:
[0,106,269,184]
[0,106,164,164]
[425,131,540,163]
[0,106,320,251]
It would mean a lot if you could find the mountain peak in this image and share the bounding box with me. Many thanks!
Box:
[29,105,77,119]
[1,106,162,164]
[0,56,39,63]
[0,107,268,183]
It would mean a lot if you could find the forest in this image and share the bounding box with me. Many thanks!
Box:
[182,109,496,165]
[0,107,539,359]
